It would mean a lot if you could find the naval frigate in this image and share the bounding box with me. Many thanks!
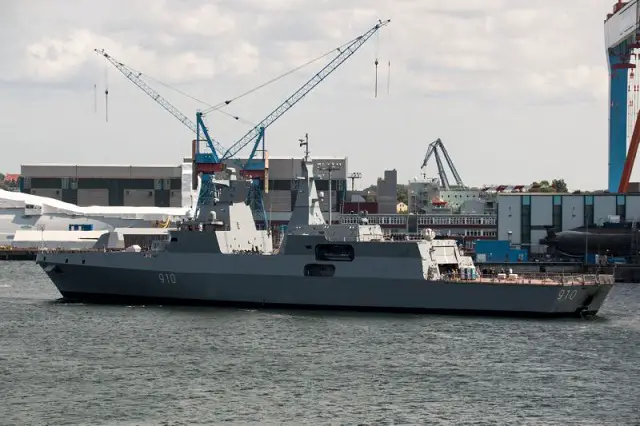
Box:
[35,153,615,318]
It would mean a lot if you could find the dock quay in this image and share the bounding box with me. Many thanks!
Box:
[0,247,37,261]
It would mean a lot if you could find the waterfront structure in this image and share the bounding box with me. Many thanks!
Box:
[1,164,197,246]
[497,193,640,253]
[20,157,348,222]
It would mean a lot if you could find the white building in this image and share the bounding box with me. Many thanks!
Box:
[497,193,640,252]
[407,176,493,215]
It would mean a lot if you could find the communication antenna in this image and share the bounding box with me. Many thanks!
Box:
[299,133,310,161]
[104,60,109,122]
[348,172,362,191]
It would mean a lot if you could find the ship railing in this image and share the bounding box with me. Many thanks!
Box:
[339,213,497,226]
[35,247,124,254]
[445,272,613,286]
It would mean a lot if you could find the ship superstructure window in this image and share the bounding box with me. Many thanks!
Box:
[69,224,94,231]
[304,264,336,277]
[315,244,355,261]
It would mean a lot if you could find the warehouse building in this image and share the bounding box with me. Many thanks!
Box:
[20,156,348,216]
[20,163,183,207]
[497,193,640,252]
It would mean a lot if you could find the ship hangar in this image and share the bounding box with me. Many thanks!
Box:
[497,193,640,253]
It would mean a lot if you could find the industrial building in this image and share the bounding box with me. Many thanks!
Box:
[20,163,183,207]
[497,193,640,253]
[251,156,348,223]
[19,156,348,218]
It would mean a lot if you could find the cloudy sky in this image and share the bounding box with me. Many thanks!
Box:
[0,0,627,190]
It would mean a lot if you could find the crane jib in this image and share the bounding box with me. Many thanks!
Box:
[94,19,391,165]
[221,19,391,160]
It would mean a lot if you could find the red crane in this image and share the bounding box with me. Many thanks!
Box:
[618,107,640,192]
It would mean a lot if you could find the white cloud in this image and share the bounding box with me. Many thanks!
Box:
[0,0,624,191]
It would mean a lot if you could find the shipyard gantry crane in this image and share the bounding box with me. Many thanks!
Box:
[95,18,390,216]
[208,18,390,172]
[605,1,640,192]
[420,138,465,190]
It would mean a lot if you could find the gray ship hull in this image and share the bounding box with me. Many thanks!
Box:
[36,252,613,318]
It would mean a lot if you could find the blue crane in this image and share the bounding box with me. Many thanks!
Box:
[192,18,391,217]
[95,49,263,218]
[96,18,390,220]
[210,19,391,173]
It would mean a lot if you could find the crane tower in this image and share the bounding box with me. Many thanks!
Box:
[604,1,640,192]
[420,138,465,190]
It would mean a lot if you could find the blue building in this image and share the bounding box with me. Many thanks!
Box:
[474,240,528,263]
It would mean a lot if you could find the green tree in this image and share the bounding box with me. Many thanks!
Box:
[538,186,555,193]
[363,185,377,202]
[528,179,569,193]
[397,184,408,204]
[551,179,568,193]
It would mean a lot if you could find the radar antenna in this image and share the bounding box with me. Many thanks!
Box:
[299,133,310,161]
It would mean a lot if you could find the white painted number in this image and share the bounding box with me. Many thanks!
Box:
[557,289,577,301]
[158,272,177,284]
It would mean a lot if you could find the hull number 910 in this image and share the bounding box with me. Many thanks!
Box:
[159,273,177,284]
[557,289,577,301]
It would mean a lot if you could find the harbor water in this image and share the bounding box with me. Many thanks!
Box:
[0,261,638,425]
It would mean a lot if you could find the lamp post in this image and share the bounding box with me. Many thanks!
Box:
[348,172,362,191]
[317,161,342,224]
[348,172,362,214]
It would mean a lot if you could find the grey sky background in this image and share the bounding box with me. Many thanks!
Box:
[0,0,620,190]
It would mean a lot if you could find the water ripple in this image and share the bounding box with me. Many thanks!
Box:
[0,261,638,425]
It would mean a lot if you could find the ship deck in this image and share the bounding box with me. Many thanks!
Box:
[453,273,612,287]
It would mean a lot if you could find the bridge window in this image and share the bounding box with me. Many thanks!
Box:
[69,224,94,231]
[315,244,355,262]
[304,264,336,277]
